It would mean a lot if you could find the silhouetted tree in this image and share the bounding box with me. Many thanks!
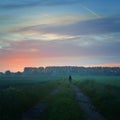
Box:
[5,70,11,76]
[15,71,22,75]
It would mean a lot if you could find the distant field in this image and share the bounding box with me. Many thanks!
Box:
[1,75,120,87]
[73,75,120,87]
[0,75,61,89]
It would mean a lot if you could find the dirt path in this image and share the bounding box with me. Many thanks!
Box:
[22,86,60,120]
[73,85,106,120]
[22,82,107,120]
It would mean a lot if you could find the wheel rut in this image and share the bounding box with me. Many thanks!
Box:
[22,86,60,120]
[73,85,106,120]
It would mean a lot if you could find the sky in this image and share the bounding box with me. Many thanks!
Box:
[0,0,120,72]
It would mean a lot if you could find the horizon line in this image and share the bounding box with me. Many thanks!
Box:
[1,65,120,73]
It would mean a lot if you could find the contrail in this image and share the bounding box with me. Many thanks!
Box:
[80,3,101,18]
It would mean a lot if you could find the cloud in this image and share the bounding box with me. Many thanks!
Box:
[15,15,120,36]
[0,39,120,72]
[43,15,120,35]
[0,38,120,59]
[0,0,80,9]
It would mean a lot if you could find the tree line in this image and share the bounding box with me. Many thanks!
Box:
[1,66,120,76]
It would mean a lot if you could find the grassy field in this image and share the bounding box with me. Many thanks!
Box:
[0,75,61,120]
[73,75,120,87]
[0,75,84,120]
[0,75,120,120]
[0,75,61,88]
[74,76,120,120]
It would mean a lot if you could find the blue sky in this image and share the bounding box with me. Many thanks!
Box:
[0,0,120,72]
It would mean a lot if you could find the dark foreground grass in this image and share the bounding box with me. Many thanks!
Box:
[75,79,120,120]
[45,82,84,120]
[0,80,59,120]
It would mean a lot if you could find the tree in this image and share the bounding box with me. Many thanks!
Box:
[5,70,11,75]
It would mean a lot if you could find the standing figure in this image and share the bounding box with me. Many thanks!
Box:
[68,75,72,83]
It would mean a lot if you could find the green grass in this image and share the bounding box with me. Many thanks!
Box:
[73,75,120,87]
[1,75,119,120]
[75,78,120,120]
[45,81,84,120]
[0,75,61,88]
[0,79,60,120]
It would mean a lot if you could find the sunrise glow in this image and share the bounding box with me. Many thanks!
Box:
[0,0,120,72]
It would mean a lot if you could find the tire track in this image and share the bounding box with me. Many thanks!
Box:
[22,86,61,120]
[73,85,106,120]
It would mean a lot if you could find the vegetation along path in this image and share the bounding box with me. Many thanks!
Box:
[73,85,106,120]
[22,86,61,120]
[22,80,107,120]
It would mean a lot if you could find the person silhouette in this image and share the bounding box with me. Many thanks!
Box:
[68,75,72,83]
